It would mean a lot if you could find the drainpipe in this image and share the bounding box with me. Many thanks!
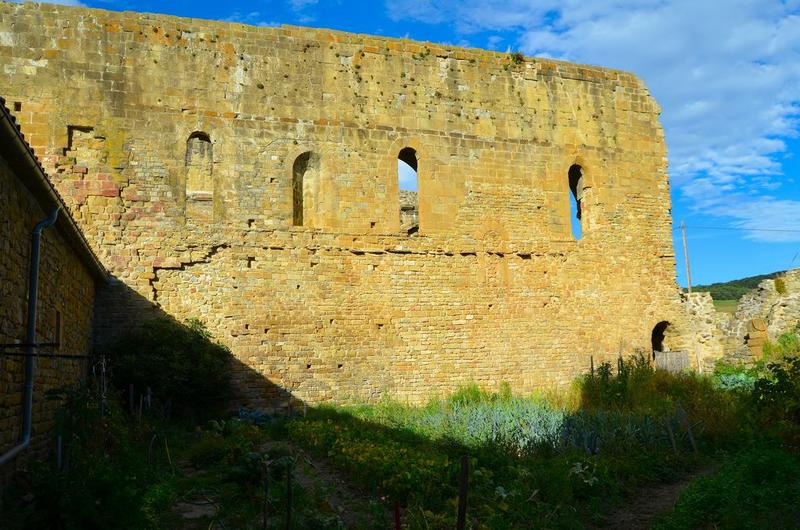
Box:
[0,207,59,467]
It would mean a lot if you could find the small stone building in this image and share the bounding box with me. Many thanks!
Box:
[0,97,106,469]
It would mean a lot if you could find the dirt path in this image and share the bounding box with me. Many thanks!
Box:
[265,441,393,529]
[597,467,714,529]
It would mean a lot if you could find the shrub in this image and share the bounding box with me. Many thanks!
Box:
[752,356,800,425]
[774,276,787,294]
[580,356,742,444]
[2,384,170,529]
[713,361,761,392]
[715,372,757,392]
[763,329,800,360]
[654,446,800,529]
[108,318,232,420]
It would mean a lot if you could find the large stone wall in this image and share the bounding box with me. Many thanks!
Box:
[0,2,687,406]
[0,147,96,459]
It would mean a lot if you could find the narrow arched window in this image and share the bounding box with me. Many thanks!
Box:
[398,147,419,235]
[185,132,213,221]
[293,152,318,226]
[568,164,583,240]
[651,321,671,353]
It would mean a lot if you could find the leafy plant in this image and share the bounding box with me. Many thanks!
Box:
[752,356,800,424]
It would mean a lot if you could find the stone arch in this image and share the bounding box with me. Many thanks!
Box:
[651,320,672,353]
[567,163,585,240]
[185,131,213,221]
[384,137,427,234]
[397,147,419,235]
[291,150,320,227]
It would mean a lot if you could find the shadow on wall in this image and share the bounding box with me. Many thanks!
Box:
[94,277,299,415]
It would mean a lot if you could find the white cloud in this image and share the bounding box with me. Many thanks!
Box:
[386,0,800,241]
[225,11,280,27]
[486,35,504,50]
[289,0,319,11]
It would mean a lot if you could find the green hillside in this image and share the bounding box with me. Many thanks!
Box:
[686,271,785,301]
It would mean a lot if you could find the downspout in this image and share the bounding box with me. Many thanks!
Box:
[0,207,60,466]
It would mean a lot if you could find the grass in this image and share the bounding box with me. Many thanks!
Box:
[285,360,744,528]
[653,446,800,529]
[713,299,738,313]
[2,391,346,529]
[6,328,800,528]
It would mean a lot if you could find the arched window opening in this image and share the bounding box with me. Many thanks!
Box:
[398,147,419,235]
[185,132,213,221]
[293,151,318,227]
[568,164,584,240]
[651,321,671,354]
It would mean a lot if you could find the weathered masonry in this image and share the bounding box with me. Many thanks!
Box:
[0,96,106,468]
[0,3,690,407]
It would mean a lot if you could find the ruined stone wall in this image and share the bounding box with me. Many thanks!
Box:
[681,292,728,372]
[722,270,800,361]
[679,270,800,368]
[0,2,686,406]
[0,153,96,459]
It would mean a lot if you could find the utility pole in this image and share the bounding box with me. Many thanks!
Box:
[681,221,692,294]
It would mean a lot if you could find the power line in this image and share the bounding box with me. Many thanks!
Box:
[672,225,800,233]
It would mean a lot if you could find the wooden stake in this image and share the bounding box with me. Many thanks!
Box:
[665,419,679,454]
[268,464,269,530]
[677,403,699,453]
[286,460,293,529]
[457,455,469,530]
[394,500,401,530]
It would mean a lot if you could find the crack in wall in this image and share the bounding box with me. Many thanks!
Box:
[150,243,230,304]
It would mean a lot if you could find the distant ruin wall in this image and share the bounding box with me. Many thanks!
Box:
[681,270,800,370]
[0,2,687,406]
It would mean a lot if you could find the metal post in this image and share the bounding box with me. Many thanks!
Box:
[681,221,692,294]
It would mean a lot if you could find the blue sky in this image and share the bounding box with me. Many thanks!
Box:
[26,0,800,285]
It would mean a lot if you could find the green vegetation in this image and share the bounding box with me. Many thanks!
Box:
[712,299,738,313]
[283,355,764,528]
[775,276,788,294]
[109,318,232,420]
[5,323,800,529]
[688,270,784,300]
[4,320,345,529]
[653,447,800,529]
[3,385,344,528]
